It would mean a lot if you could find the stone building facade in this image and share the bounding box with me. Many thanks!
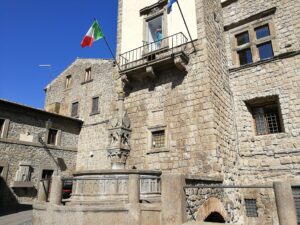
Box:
[31,0,300,225]
[45,58,116,171]
[0,99,82,206]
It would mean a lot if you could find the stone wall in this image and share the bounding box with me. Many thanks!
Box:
[0,140,77,205]
[0,100,81,205]
[230,54,300,182]
[0,108,79,149]
[223,0,300,67]
[121,0,236,180]
[222,0,300,224]
[45,58,116,171]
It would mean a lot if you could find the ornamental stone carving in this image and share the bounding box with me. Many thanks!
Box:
[107,92,131,169]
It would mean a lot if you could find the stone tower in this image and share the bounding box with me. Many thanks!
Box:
[35,0,300,224]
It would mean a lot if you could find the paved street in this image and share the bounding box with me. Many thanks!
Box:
[0,210,32,225]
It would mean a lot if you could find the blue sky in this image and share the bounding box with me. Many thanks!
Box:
[0,0,118,109]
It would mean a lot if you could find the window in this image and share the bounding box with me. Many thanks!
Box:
[71,102,79,117]
[91,97,99,115]
[245,199,258,217]
[292,187,300,225]
[42,170,54,179]
[0,119,4,137]
[238,48,253,65]
[247,96,283,136]
[147,15,163,52]
[253,104,281,135]
[65,75,72,88]
[233,23,275,66]
[47,129,58,145]
[152,130,165,148]
[84,68,92,82]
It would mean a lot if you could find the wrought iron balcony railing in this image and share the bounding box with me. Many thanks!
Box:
[119,32,188,72]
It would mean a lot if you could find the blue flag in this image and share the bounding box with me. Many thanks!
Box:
[167,0,177,13]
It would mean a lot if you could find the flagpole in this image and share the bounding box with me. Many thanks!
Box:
[103,36,121,71]
[175,0,197,53]
[96,19,121,71]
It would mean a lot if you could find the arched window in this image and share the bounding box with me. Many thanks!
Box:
[204,212,225,223]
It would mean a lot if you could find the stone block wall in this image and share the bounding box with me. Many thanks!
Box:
[0,109,79,149]
[223,0,300,67]
[120,0,236,180]
[0,141,77,205]
[222,0,300,224]
[44,58,116,171]
[0,100,81,205]
[230,55,300,183]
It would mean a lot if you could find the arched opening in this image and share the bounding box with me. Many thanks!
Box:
[204,212,225,223]
[196,197,228,222]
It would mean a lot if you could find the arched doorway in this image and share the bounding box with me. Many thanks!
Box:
[196,197,228,223]
[204,212,226,223]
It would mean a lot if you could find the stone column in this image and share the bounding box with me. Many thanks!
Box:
[107,91,131,170]
[37,180,49,202]
[273,181,298,225]
[161,173,187,225]
[128,174,140,204]
[49,176,63,205]
[128,174,141,225]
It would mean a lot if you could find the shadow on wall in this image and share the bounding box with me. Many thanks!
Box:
[124,67,187,95]
[0,176,18,207]
[0,176,32,216]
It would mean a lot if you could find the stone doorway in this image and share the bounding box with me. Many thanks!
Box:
[204,212,225,223]
[196,197,228,223]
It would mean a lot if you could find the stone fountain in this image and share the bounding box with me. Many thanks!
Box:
[33,90,186,225]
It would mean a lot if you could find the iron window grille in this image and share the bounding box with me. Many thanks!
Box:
[47,129,58,145]
[152,130,165,148]
[252,103,282,135]
[245,199,258,217]
[71,102,79,118]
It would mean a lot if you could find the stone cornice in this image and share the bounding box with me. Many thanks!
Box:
[224,7,277,31]
[229,50,300,73]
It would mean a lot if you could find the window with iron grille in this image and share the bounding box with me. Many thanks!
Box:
[152,130,165,148]
[0,119,4,137]
[232,23,275,66]
[292,187,300,225]
[252,103,282,135]
[47,129,58,145]
[91,97,99,114]
[65,75,72,88]
[246,96,283,136]
[71,102,79,118]
[245,199,258,217]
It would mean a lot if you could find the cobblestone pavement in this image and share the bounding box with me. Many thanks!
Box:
[0,210,32,225]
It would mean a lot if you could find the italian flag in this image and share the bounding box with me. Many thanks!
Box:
[81,20,104,48]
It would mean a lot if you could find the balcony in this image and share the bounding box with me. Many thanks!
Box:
[119,32,189,80]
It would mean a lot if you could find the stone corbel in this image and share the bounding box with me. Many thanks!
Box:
[174,55,188,71]
[146,66,158,80]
